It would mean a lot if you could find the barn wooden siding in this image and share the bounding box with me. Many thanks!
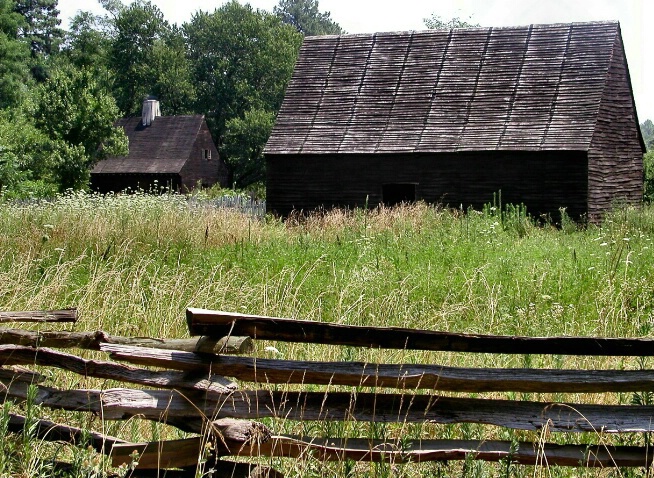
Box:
[91,116,228,194]
[587,34,644,221]
[265,21,644,218]
[266,151,588,217]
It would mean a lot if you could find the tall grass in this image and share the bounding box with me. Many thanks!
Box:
[1,192,654,476]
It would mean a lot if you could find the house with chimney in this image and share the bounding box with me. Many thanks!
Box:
[91,99,229,193]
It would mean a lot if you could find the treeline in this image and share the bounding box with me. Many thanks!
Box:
[0,0,343,198]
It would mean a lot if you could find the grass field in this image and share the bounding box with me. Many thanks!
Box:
[1,191,654,477]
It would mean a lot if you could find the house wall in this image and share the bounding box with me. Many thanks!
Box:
[266,151,588,219]
[90,174,181,194]
[587,35,644,221]
[180,122,229,191]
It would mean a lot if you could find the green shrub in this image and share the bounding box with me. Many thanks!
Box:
[644,150,654,202]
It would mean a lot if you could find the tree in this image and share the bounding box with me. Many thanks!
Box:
[274,0,343,36]
[63,11,113,72]
[147,26,196,115]
[33,66,127,190]
[109,0,169,115]
[424,14,479,29]
[644,150,654,202]
[0,0,31,107]
[184,1,302,186]
[0,109,58,197]
[65,2,194,116]
[223,108,275,186]
[14,0,63,57]
[98,0,124,19]
[639,120,654,202]
[641,119,654,150]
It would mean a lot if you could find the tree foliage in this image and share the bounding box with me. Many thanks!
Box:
[0,0,30,107]
[63,11,112,72]
[224,108,275,186]
[110,0,169,114]
[641,119,654,150]
[644,150,654,202]
[14,0,64,83]
[184,1,302,186]
[147,26,196,115]
[424,14,479,29]
[640,121,653,202]
[14,0,63,57]
[274,0,343,36]
[33,66,127,190]
[0,109,58,197]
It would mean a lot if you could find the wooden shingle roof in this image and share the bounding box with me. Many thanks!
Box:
[92,115,206,174]
[265,21,631,155]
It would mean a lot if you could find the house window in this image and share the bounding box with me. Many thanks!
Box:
[382,183,418,207]
[203,149,211,160]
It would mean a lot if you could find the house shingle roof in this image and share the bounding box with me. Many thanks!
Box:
[92,115,205,174]
[265,21,626,155]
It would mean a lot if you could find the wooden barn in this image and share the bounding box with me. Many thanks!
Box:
[91,100,228,193]
[265,21,645,220]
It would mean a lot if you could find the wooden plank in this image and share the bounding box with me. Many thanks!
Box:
[0,327,252,354]
[0,309,77,323]
[3,380,654,433]
[102,343,654,393]
[255,436,653,467]
[110,435,653,468]
[111,437,207,469]
[8,413,126,453]
[0,345,237,397]
[124,462,283,478]
[220,435,654,468]
[0,366,46,384]
[187,308,654,356]
[212,462,284,478]
[111,418,272,469]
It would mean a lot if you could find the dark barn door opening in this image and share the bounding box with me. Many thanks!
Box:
[382,183,417,207]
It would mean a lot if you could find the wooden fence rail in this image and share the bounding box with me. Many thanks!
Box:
[0,327,253,354]
[102,343,654,393]
[0,308,77,323]
[187,308,654,356]
[2,308,654,476]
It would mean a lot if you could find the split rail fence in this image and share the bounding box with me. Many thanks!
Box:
[2,307,654,476]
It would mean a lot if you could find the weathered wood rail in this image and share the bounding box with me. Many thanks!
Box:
[0,308,77,323]
[2,307,654,476]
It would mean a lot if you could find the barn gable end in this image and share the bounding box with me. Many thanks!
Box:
[265,21,644,219]
[587,32,645,220]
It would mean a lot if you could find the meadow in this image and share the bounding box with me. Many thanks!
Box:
[1,191,654,477]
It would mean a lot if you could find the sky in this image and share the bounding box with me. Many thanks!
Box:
[57,0,654,122]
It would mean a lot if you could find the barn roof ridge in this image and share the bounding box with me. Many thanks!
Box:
[304,20,621,40]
